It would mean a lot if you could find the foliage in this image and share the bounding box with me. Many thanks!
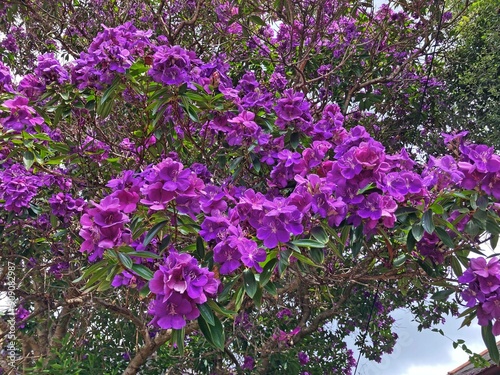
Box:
[0,1,499,374]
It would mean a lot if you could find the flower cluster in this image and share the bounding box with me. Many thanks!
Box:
[79,196,130,261]
[148,45,201,87]
[49,193,86,221]
[148,250,219,329]
[71,22,152,89]
[459,257,500,335]
[1,96,47,133]
[34,53,69,85]
[140,158,204,216]
[0,164,46,213]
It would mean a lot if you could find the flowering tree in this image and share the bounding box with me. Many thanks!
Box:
[1,0,500,374]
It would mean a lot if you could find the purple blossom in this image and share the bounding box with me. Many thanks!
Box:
[1,96,45,133]
[148,250,219,329]
[148,45,200,86]
[35,53,69,85]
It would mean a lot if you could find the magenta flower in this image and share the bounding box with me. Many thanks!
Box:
[149,292,200,329]
[470,257,500,278]
[148,250,219,330]
[257,217,290,248]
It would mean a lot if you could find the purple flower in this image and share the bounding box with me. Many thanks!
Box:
[35,53,69,85]
[1,96,45,133]
[149,292,199,329]
[239,239,267,272]
[148,250,219,329]
[357,193,383,220]
[470,257,500,278]
[242,356,255,370]
[149,45,200,86]
[257,217,290,248]
[298,351,310,365]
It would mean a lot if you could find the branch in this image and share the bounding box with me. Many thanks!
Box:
[122,321,198,375]
[170,0,204,43]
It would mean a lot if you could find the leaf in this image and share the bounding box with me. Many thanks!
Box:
[172,328,185,355]
[259,258,277,287]
[412,223,425,241]
[431,289,454,301]
[482,323,500,365]
[99,76,121,107]
[278,249,291,275]
[311,226,328,244]
[451,256,463,277]
[117,252,133,270]
[291,239,325,248]
[422,210,435,234]
[491,234,499,251]
[143,220,169,247]
[290,132,300,149]
[243,269,257,298]
[132,264,154,280]
[196,236,205,259]
[198,303,215,326]
[291,251,319,267]
[486,218,500,235]
[206,300,236,318]
[23,150,35,169]
[357,183,375,194]
[309,248,325,264]
[210,315,226,351]
[407,230,416,252]
[123,251,161,259]
[249,15,267,26]
[435,227,454,249]
[393,254,406,267]
[198,315,225,351]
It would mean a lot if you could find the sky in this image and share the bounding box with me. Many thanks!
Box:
[354,308,486,375]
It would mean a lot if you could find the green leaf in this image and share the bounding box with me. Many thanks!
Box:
[412,223,425,241]
[117,252,133,270]
[172,328,185,355]
[196,236,205,259]
[278,249,291,275]
[198,315,225,351]
[357,183,375,194]
[431,289,454,301]
[23,150,35,169]
[249,15,267,26]
[291,239,325,248]
[451,256,463,277]
[211,315,226,351]
[291,251,319,267]
[290,132,300,149]
[264,281,277,296]
[393,254,406,267]
[132,264,154,280]
[309,248,325,264]
[491,234,499,251]
[198,303,215,326]
[206,300,236,318]
[407,230,416,252]
[486,218,500,235]
[422,210,435,234]
[435,227,454,249]
[430,203,444,214]
[143,220,169,247]
[311,226,328,244]
[243,269,257,298]
[482,323,500,365]
[123,251,161,259]
[259,258,277,287]
[99,76,121,107]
